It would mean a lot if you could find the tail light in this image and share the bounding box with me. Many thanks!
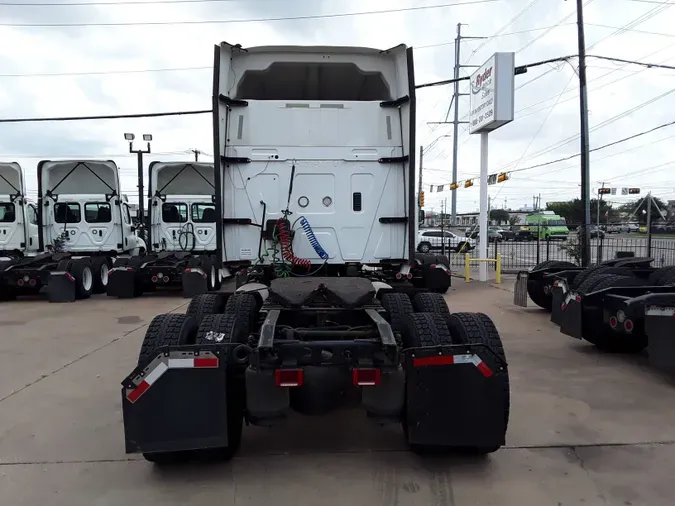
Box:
[275,369,304,387]
[17,279,24,286]
[28,278,36,287]
[624,319,634,333]
[395,273,403,280]
[163,276,170,282]
[151,276,158,283]
[352,368,381,386]
[609,316,618,328]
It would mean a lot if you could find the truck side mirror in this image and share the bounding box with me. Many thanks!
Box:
[418,209,425,224]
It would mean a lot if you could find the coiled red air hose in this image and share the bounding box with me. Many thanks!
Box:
[276,218,312,271]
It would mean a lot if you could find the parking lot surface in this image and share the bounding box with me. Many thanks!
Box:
[2,284,675,505]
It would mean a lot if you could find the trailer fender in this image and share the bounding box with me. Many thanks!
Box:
[558,291,584,339]
[107,266,138,298]
[182,267,209,298]
[122,348,230,454]
[645,305,675,371]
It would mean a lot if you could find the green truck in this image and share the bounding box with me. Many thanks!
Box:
[525,212,569,240]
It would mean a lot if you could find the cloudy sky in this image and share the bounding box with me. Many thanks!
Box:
[0,0,674,215]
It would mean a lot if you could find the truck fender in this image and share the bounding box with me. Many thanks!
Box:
[235,282,269,302]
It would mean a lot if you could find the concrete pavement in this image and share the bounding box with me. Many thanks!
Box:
[2,283,675,505]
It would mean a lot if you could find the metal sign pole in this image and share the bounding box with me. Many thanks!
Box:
[479,132,489,282]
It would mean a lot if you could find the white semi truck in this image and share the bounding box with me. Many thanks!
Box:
[0,159,145,302]
[121,43,509,464]
[107,161,222,298]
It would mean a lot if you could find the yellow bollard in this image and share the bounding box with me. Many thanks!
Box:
[495,253,502,284]
[465,253,471,282]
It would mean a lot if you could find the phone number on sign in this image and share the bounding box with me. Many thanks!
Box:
[471,109,493,127]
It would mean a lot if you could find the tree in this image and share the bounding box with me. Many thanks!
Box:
[490,209,510,224]
[508,214,520,226]
[545,199,616,225]
[617,196,667,224]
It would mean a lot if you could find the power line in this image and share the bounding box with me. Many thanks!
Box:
[587,54,675,71]
[4,0,252,5]
[0,0,499,28]
[0,109,210,123]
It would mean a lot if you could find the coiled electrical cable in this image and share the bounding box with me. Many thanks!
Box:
[298,216,329,260]
[178,222,196,251]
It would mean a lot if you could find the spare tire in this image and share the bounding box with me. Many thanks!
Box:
[578,274,641,295]
[571,265,631,289]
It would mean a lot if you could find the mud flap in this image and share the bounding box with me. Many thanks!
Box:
[550,281,568,326]
[405,344,507,449]
[245,368,289,425]
[47,271,76,303]
[107,268,138,298]
[513,272,528,307]
[362,366,405,421]
[559,292,583,339]
[182,268,208,298]
[645,306,675,371]
[122,348,229,454]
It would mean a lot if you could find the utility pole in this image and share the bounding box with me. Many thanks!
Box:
[430,23,485,227]
[418,145,424,221]
[125,133,152,224]
[646,192,653,257]
[576,0,592,267]
[191,149,201,162]
[596,182,607,262]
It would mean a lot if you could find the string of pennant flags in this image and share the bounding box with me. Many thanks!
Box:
[426,172,510,193]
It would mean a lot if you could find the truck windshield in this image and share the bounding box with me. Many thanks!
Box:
[191,203,216,223]
[546,219,566,226]
[0,203,15,222]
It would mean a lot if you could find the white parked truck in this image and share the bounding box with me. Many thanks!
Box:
[0,162,39,258]
[107,161,222,298]
[121,43,509,464]
[0,159,145,302]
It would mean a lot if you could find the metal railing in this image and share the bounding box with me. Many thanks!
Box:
[464,253,501,283]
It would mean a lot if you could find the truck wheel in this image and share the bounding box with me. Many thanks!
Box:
[210,255,223,290]
[90,256,112,294]
[417,242,431,253]
[225,293,260,329]
[194,313,248,461]
[193,255,216,291]
[136,313,199,465]
[186,293,229,325]
[412,292,449,314]
[576,269,633,294]
[69,258,93,300]
[659,268,675,286]
[648,266,675,286]
[138,313,199,367]
[380,293,413,344]
[444,312,509,454]
[571,264,625,290]
[527,260,578,310]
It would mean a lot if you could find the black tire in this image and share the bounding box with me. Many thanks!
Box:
[380,293,414,342]
[137,313,198,367]
[659,268,675,286]
[136,313,199,464]
[434,255,450,267]
[614,257,653,268]
[186,293,229,325]
[526,260,579,310]
[412,292,450,314]
[193,313,248,461]
[455,242,469,253]
[127,256,144,268]
[445,312,509,454]
[69,258,93,300]
[571,264,628,290]
[401,312,452,348]
[648,266,675,286]
[224,293,260,329]
[576,269,633,294]
[418,242,431,254]
[90,256,112,294]
[414,253,436,265]
[190,255,216,291]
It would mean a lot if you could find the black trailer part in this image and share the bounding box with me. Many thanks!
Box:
[559,285,675,347]
[404,342,506,449]
[47,270,77,302]
[514,264,582,309]
[182,269,209,298]
[644,299,675,370]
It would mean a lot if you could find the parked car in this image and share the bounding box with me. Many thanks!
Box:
[606,224,622,234]
[417,229,475,253]
[576,226,605,239]
[487,229,503,242]
[495,226,515,241]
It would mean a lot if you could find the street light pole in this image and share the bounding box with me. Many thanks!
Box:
[125,133,152,224]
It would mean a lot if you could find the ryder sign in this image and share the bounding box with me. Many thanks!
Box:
[469,52,515,134]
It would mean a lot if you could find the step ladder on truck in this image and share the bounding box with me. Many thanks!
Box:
[107,161,223,298]
[120,42,509,464]
[0,159,145,302]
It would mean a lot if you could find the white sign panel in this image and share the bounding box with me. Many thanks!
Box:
[469,52,516,134]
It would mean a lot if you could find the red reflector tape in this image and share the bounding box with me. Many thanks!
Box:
[413,353,494,378]
[65,272,75,282]
[126,380,150,403]
[275,369,304,387]
[194,357,219,368]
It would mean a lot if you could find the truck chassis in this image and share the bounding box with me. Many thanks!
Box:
[121,276,509,463]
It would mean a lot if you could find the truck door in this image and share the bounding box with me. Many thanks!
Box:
[83,201,115,249]
[190,202,217,250]
[24,203,39,252]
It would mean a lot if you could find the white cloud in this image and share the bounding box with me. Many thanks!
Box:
[0,0,674,213]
